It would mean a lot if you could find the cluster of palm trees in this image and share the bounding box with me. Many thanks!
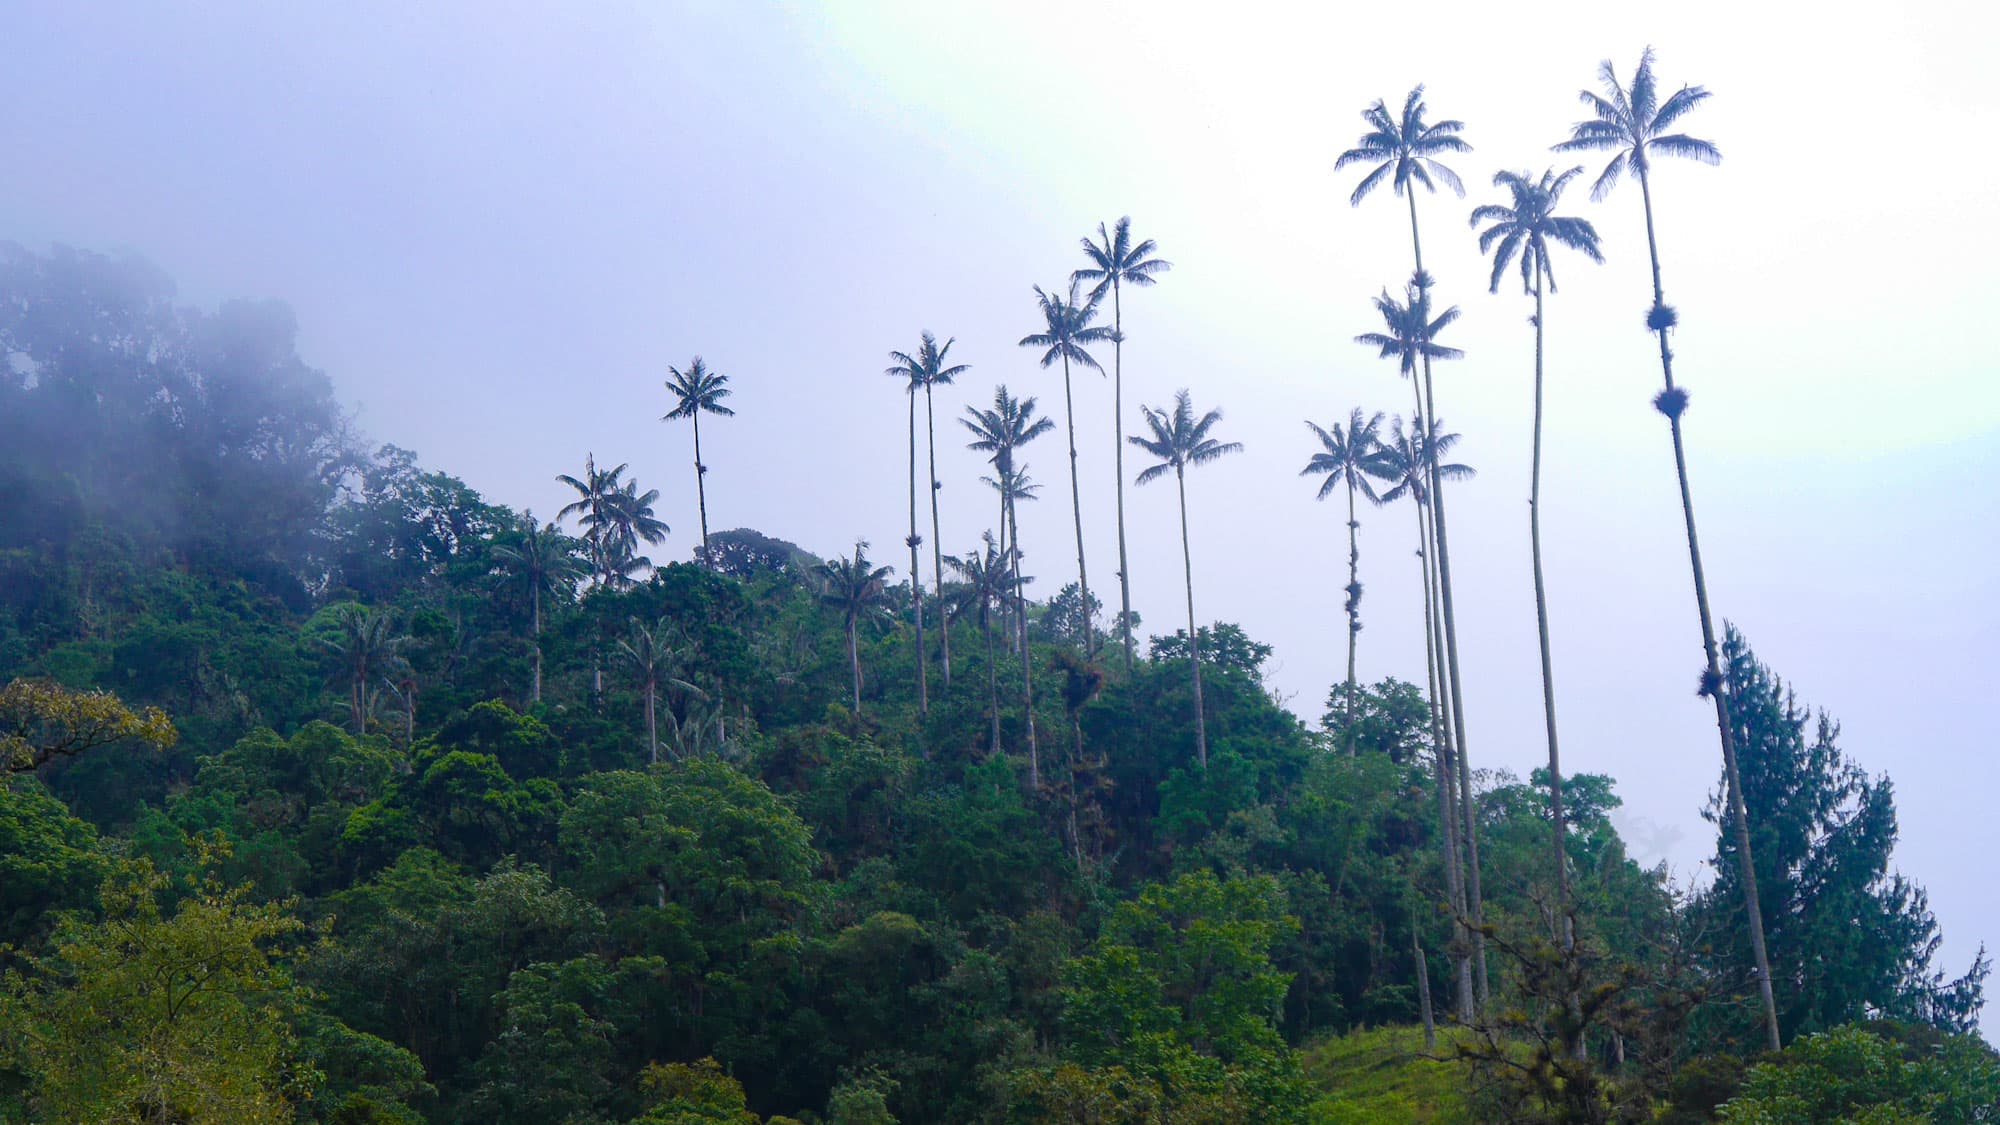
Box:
[1314,50,1776,1047]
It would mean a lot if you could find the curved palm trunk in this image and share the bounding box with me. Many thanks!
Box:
[924,384,950,687]
[1175,468,1208,770]
[1058,355,1096,656]
[1111,282,1134,674]
[907,391,928,718]
[645,681,659,765]
[846,614,862,715]
[1407,188,1489,1010]
[1529,267,1572,924]
[1638,169,1781,1052]
[529,584,543,704]
[692,412,711,563]
[1415,502,1472,1021]
[1008,489,1040,787]
[1343,474,1361,755]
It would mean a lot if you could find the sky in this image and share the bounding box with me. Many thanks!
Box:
[4,0,1997,1029]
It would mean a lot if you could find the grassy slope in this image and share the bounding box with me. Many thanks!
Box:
[1303,1025,1471,1124]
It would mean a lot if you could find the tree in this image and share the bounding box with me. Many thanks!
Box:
[492,513,585,704]
[663,356,736,564]
[317,604,410,736]
[0,679,176,775]
[1552,46,1778,1052]
[1019,280,1115,658]
[887,332,970,691]
[1300,408,1393,755]
[601,477,671,587]
[1128,390,1242,771]
[1716,1023,2000,1125]
[816,541,893,716]
[556,453,620,588]
[945,532,1022,758]
[1471,166,1603,923]
[1074,217,1172,674]
[1357,286,1490,1005]
[1377,416,1477,1017]
[1703,630,1987,1045]
[617,616,708,765]
[963,385,1057,783]
[1,847,313,1124]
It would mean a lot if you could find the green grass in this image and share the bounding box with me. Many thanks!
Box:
[1301,1025,1472,1125]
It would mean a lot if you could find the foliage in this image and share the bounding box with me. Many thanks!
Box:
[1717,1022,2000,1124]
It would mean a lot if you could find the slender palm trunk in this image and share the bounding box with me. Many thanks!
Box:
[1175,468,1208,770]
[646,682,659,765]
[1407,187,1488,1009]
[1529,266,1572,924]
[1412,889,1437,1050]
[984,605,1001,756]
[1417,492,1473,1020]
[350,663,365,736]
[1009,489,1040,788]
[692,412,710,563]
[924,385,950,686]
[529,585,543,704]
[1059,355,1096,656]
[846,615,862,715]
[1112,282,1134,674]
[1343,474,1361,755]
[1638,169,1781,1052]
[907,391,928,717]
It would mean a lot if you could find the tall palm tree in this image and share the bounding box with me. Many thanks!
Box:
[601,478,670,587]
[491,513,584,704]
[1335,85,1471,287]
[965,386,1057,779]
[1356,281,1489,1006]
[1551,47,1777,1052]
[816,541,893,716]
[662,357,735,564]
[1472,166,1604,923]
[946,532,1022,757]
[1300,409,1393,754]
[616,615,707,765]
[320,605,410,736]
[1379,417,1477,1018]
[1075,218,1172,674]
[888,332,971,689]
[1019,281,1115,657]
[885,350,931,716]
[986,461,1043,786]
[556,453,616,586]
[1128,390,1242,770]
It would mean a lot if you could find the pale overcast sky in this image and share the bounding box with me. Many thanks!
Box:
[5,1,1996,1029]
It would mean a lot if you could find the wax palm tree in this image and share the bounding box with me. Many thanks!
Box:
[965,386,1057,777]
[662,357,735,564]
[888,332,972,693]
[1335,84,1471,282]
[1551,47,1777,1050]
[946,532,1022,757]
[491,513,584,704]
[601,478,670,588]
[555,453,618,586]
[885,348,931,716]
[1129,390,1242,770]
[1357,282,1489,1007]
[1378,416,1477,1017]
[1300,409,1394,754]
[1019,281,1115,657]
[816,541,893,716]
[320,605,410,736]
[1472,166,1603,924]
[616,616,707,765]
[986,461,1043,786]
[1075,218,1172,674]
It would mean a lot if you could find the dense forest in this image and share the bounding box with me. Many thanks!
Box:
[1,51,1994,1125]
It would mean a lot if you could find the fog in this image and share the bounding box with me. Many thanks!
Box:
[5,0,1995,1032]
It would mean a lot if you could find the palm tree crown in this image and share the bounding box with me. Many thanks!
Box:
[816,542,894,626]
[1073,217,1172,302]
[1376,417,1474,506]
[1301,410,1391,501]
[1019,280,1115,371]
[1356,281,1464,378]
[963,386,1056,472]
[1131,391,1243,481]
[663,357,735,422]
[1552,47,1720,201]
[1334,85,1472,207]
[885,331,971,396]
[1470,168,1605,294]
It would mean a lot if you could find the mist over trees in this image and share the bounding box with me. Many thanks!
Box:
[0,41,1992,1125]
